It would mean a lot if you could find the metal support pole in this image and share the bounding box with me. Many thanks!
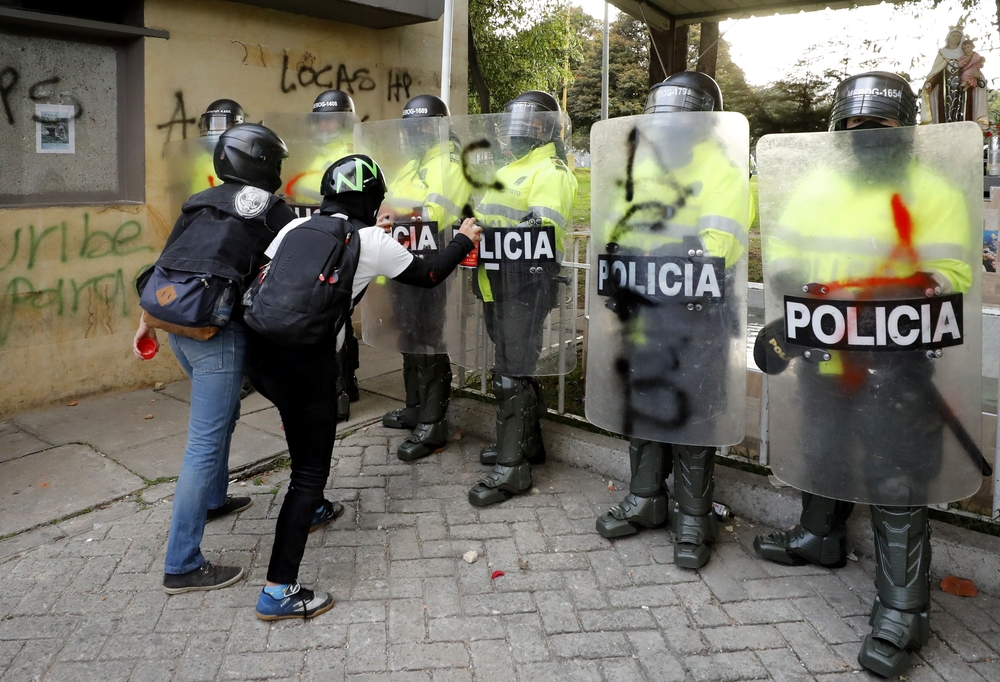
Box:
[758,373,769,466]
[601,3,609,121]
[440,0,455,108]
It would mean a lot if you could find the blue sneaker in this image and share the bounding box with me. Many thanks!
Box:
[255,582,334,620]
[310,499,345,532]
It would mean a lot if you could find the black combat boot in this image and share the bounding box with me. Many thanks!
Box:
[596,438,669,538]
[753,492,854,567]
[383,354,419,429]
[480,375,547,466]
[398,354,451,461]
[672,445,718,569]
[469,374,538,507]
[857,505,931,678]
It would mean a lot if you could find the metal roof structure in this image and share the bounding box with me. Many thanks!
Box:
[608,0,887,28]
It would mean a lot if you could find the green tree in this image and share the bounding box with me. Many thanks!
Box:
[567,14,650,149]
[468,0,582,113]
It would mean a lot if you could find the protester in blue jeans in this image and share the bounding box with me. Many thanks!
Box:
[134,123,296,594]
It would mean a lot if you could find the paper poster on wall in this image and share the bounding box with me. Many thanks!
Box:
[35,104,76,154]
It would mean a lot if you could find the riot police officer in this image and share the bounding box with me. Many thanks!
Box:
[754,72,978,678]
[588,72,749,570]
[374,94,473,460]
[469,90,578,507]
[283,89,357,205]
[190,99,245,194]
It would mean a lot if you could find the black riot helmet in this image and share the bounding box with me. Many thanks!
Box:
[828,71,917,131]
[501,90,563,159]
[312,89,356,114]
[199,99,245,138]
[214,123,288,193]
[644,72,723,114]
[320,154,387,223]
[402,94,450,119]
[400,94,450,155]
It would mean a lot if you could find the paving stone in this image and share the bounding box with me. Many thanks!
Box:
[682,651,770,681]
[548,632,631,659]
[755,647,815,681]
[43,660,135,681]
[515,660,602,682]
[627,630,688,681]
[469,640,515,682]
[388,643,469,671]
[346,622,388,674]
[503,612,551,663]
[428,615,503,642]
[596,657,646,682]
[722,599,803,625]
[703,624,784,652]
[650,606,708,655]
[579,607,656,632]
[776,622,851,674]
[534,590,582,634]
[221,651,305,679]
[389,598,426,644]
[930,611,996,662]
[697,559,750,603]
[794,596,863,645]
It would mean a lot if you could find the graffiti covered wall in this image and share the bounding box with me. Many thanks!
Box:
[0,0,468,417]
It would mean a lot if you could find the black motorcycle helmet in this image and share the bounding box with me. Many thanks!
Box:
[320,154,387,223]
[214,123,288,193]
[312,89,356,113]
[199,98,245,138]
[502,90,563,159]
[644,71,724,114]
[828,71,916,131]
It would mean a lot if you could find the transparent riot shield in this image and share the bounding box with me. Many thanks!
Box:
[758,121,984,506]
[584,113,750,446]
[164,136,220,218]
[355,117,469,355]
[445,111,579,376]
[262,112,359,216]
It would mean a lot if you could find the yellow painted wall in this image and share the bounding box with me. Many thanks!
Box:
[0,0,468,418]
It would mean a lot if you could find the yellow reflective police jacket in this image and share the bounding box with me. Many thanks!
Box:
[386,140,472,228]
[190,152,221,195]
[769,163,973,374]
[610,139,749,267]
[474,141,578,301]
[284,136,355,205]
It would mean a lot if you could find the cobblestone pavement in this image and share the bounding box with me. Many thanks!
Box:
[1,424,998,682]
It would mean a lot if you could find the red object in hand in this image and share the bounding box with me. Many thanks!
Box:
[460,243,479,268]
[137,337,158,360]
[491,570,505,580]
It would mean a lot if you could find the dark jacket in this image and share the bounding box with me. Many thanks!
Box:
[158,183,296,287]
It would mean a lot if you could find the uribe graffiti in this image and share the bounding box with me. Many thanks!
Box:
[0,213,155,346]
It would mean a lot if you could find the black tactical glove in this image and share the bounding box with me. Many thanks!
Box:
[753,319,796,375]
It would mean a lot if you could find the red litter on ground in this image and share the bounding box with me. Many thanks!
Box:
[491,570,505,580]
[137,338,158,360]
[940,575,978,597]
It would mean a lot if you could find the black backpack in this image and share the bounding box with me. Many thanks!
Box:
[243,212,360,345]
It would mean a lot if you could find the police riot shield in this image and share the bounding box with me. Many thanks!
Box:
[585,113,750,446]
[262,112,359,216]
[164,136,221,218]
[445,111,578,376]
[758,121,984,506]
[354,117,465,355]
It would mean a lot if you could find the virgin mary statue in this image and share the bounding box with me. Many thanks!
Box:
[923,26,989,128]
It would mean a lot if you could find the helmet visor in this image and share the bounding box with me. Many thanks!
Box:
[200,113,238,137]
[500,102,559,142]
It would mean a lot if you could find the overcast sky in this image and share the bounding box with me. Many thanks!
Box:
[573,0,1000,89]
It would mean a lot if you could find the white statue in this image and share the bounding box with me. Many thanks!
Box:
[923,26,989,129]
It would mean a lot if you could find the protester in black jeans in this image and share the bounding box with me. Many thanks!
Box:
[245,155,481,620]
